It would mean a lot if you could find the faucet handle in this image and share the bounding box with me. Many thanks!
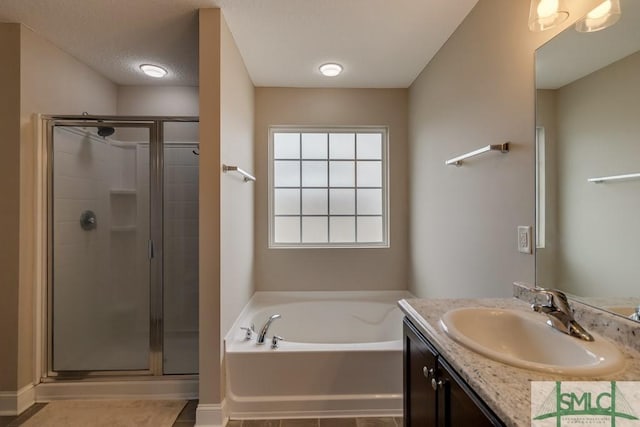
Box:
[271,335,284,349]
[531,287,571,312]
[240,324,255,340]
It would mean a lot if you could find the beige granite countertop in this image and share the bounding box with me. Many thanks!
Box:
[398,297,640,427]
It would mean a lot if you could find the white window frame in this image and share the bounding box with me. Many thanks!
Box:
[268,126,390,249]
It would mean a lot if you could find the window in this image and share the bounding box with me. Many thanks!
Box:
[269,127,389,248]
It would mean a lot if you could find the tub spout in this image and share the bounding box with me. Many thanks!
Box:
[257,314,281,344]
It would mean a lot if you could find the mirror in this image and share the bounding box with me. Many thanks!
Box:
[535,0,640,320]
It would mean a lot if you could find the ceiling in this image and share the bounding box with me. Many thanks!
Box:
[0,0,479,88]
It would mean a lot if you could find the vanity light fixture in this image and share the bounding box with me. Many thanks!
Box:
[319,63,343,77]
[575,0,621,33]
[139,64,168,78]
[528,0,569,32]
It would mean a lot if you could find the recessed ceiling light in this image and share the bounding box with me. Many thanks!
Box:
[319,63,343,77]
[140,64,168,78]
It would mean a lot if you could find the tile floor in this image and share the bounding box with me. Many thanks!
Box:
[0,400,402,427]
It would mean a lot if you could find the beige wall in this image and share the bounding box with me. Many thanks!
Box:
[0,22,117,393]
[116,86,199,116]
[18,24,117,390]
[408,0,602,298]
[553,51,640,296]
[254,88,409,291]
[198,8,222,407]
[0,23,22,392]
[219,15,255,341]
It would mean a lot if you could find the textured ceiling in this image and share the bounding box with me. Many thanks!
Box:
[0,0,479,88]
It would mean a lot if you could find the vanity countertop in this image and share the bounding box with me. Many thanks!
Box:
[398,297,640,427]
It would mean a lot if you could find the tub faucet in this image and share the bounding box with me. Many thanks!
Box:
[531,288,594,341]
[257,314,281,344]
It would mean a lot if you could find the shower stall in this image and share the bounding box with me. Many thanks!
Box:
[43,116,199,379]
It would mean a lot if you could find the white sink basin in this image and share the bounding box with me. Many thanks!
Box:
[440,307,625,376]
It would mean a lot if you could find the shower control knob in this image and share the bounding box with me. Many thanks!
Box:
[79,210,97,231]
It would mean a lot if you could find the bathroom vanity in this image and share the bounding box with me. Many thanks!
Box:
[399,295,640,427]
[404,318,502,426]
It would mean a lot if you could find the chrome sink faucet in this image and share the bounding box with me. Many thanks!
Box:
[257,314,281,344]
[531,288,594,341]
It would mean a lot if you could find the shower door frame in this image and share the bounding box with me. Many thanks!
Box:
[42,115,199,380]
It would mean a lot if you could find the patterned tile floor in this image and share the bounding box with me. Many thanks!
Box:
[0,401,402,427]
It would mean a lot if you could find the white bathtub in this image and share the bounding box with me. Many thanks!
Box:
[224,291,411,419]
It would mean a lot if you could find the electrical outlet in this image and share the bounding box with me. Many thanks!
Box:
[518,226,532,254]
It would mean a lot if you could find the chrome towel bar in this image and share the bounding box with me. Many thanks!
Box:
[222,164,256,182]
[445,142,510,166]
[588,172,640,184]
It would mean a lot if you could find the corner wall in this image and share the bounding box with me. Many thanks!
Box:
[408,0,603,298]
[198,9,255,422]
[0,23,22,394]
[254,88,409,292]
[198,8,222,411]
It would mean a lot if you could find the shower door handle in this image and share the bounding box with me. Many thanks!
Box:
[148,239,154,260]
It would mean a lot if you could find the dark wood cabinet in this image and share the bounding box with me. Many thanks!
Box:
[403,318,503,427]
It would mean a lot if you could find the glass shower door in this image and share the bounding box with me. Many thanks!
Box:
[50,122,154,373]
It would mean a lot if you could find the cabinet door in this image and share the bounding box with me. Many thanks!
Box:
[403,319,438,427]
[437,357,503,427]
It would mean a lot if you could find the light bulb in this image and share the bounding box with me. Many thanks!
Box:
[575,0,621,33]
[537,0,559,18]
[529,0,569,32]
[587,0,612,19]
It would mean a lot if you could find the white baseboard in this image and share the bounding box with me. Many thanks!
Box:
[196,402,226,427]
[35,378,198,401]
[0,384,36,416]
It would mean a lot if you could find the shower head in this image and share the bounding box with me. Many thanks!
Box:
[97,126,115,138]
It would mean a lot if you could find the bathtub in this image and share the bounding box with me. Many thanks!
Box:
[224,291,411,419]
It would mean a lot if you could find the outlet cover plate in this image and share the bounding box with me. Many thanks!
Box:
[518,226,532,254]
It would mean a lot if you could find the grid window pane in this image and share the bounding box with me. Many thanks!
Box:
[301,161,328,187]
[357,216,383,242]
[357,133,382,159]
[274,133,300,159]
[357,189,382,215]
[274,217,300,243]
[302,217,328,243]
[357,161,382,187]
[274,161,300,187]
[270,128,387,247]
[302,133,328,159]
[302,189,328,215]
[329,189,355,215]
[329,161,355,187]
[330,217,356,243]
[274,189,300,215]
[329,133,355,159]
